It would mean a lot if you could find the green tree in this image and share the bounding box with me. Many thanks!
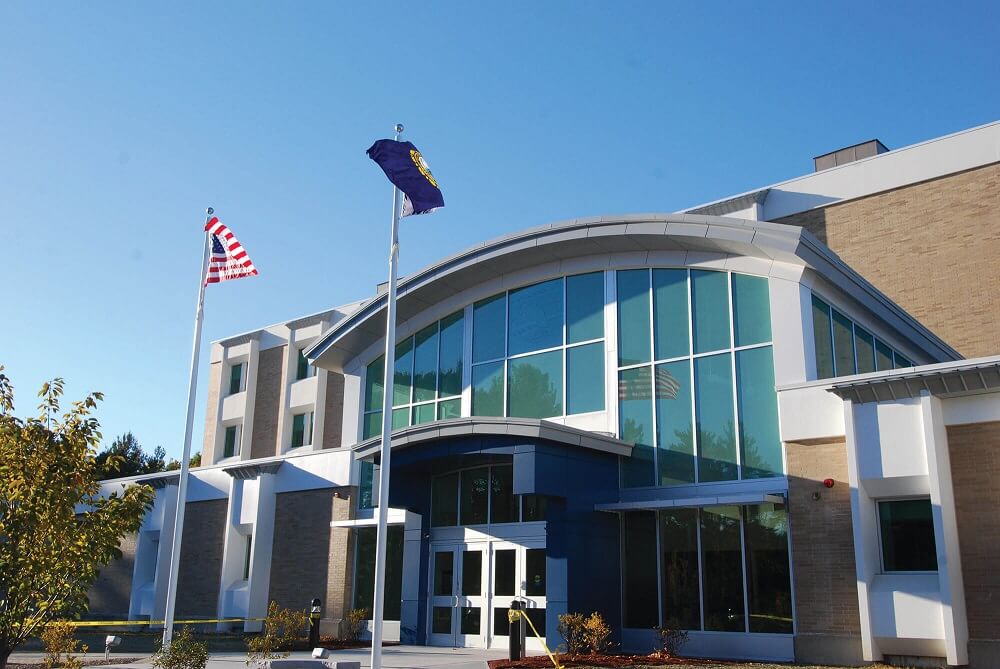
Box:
[94,432,167,480]
[165,451,201,472]
[0,367,154,669]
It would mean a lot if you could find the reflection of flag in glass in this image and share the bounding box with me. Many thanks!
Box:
[619,366,681,400]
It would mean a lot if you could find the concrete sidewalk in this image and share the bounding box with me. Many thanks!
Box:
[8,647,509,669]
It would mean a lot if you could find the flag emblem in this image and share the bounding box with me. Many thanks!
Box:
[367,139,445,217]
[204,217,258,285]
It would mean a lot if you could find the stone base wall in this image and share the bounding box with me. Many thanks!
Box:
[87,532,137,618]
[175,499,228,617]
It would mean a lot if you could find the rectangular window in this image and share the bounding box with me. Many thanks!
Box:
[291,412,308,448]
[359,461,376,509]
[732,274,771,347]
[813,293,916,378]
[875,338,894,372]
[489,465,517,524]
[438,398,461,420]
[508,278,563,356]
[736,347,782,479]
[412,403,436,425]
[507,350,562,419]
[228,363,244,395]
[619,366,655,488]
[653,269,689,360]
[617,269,651,367]
[364,357,385,412]
[460,467,490,525]
[832,309,856,376]
[878,498,938,572]
[695,353,737,483]
[223,425,240,459]
[567,342,604,414]
[296,349,312,381]
[894,352,913,369]
[655,361,694,486]
[812,296,835,379]
[438,311,464,397]
[473,294,506,363]
[243,533,253,580]
[700,506,745,632]
[431,472,459,527]
[659,509,701,630]
[566,272,604,344]
[353,526,403,619]
[623,511,659,628]
[743,504,792,633]
[854,326,876,374]
[691,270,731,354]
[472,361,504,417]
[522,494,548,522]
[393,337,414,408]
[412,323,439,403]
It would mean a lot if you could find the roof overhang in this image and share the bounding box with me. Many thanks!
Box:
[596,491,786,513]
[352,416,633,461]
[306,213,960,371]
[824,356,1000,404]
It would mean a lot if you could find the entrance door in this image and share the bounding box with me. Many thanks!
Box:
[487,540,548,651]
[428,543,488,647]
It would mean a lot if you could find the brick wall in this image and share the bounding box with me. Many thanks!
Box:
[786,439,861,636]
[947,421,1000,640]
[322,372,345,450]
[776,162,1000,358]
[267,488,356,623]
[251,346,285,459]
[88,532,137,617]
[202,361,222,464]
[175,499,227,617]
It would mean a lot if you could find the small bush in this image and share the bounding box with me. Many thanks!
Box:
[556,612,587,655]
[581,612,612,655]
[341,608,368,642]
[152,627,208,669]
[652,626,689,658]
[41,621,88,669]
[246,601,308,666]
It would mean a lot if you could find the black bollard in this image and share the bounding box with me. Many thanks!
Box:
[309,598,322,647]
[508,601,523,660]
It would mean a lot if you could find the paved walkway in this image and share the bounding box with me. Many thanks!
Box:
[9,647,510,669]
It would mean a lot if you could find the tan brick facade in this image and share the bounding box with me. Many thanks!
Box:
[202,361,222,464]
[947,421,1000,641]
[251,346,285,459]
[322,372,345,450]
[786,439,862,640]
[88,532,137,617]
[267,488,356,628]
[777,162,1000,358]
[176,499,228,617]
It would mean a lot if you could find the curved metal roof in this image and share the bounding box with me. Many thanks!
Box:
[306,213,960,370]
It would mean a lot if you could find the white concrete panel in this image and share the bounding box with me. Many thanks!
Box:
[547,411,609,433]
[855,400,927,480]
[777,386,845,442]
[341,372,362,447]
[288,376,318,410]
[942,392,1000,426]
[869,575,945,640]
[225,342,253,360]
[239,478,259,525]
[292,323,324,342]
[770,279,809,386]
[221,392,246,421]
[274,451,353,493]
[186,468,232,501]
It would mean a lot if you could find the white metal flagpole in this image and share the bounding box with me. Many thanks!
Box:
[162,207,215,646]
[370,124,404,669]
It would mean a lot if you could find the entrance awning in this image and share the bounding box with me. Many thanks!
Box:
[594,491,786,512]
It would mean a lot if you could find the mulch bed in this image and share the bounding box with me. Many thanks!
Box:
[490,654,730,668]
[10,660,141,669]
[286,637,400,651]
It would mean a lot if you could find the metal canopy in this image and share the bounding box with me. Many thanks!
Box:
[827,357,1000,405]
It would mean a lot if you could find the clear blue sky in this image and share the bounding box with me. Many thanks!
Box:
[2,1,998,461]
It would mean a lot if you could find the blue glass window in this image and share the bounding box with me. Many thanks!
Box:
[567,342,604,414]
[620,366,655,488]
[812,296,835,379]
[691,270,730,354]
[618,270,651,366]
[472,361,504,417]
[695,353,737,482]
[508,351,562,419]
[508,278,563,356]
[413,323,439,403]
[438,311,464,397]
[736,347,781,479]
[732,275,771,347]
[473,294,506,362]
[567,272,605,344]
[655,361,694,485]
[653,269,689,360]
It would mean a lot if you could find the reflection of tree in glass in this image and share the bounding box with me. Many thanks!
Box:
[697,420,739,481]
[622,417,647,446]
[509,362,560,418]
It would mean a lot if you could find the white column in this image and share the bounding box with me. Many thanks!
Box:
[920,393,969,666]
[150,482,179,625]
[215,476,246,630]
[241,338,261,460]
[245,470,278,633]
[843,398,882,661]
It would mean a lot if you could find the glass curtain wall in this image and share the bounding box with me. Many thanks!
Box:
[622,504,792,634]
[811,295,913,379]
[430,464,548,527]
[617,270,782,487]
[471,273,606,420]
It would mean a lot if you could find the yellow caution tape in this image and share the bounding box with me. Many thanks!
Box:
[507,609,563,669]
[51,617,265,628]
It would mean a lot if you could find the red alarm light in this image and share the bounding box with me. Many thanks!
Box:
[823,478,835,489]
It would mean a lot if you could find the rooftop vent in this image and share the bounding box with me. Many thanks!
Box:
[814,139,889,172]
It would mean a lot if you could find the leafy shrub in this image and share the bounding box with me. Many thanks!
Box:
[556,612,587,655]
[246,601,307,666]
[581,612,612,654]
[652,626,689,657]
[41,621,88,669]
[341,608,368,642]
[152,627,208,669]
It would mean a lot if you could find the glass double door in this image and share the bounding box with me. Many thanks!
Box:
[428,540,546,649]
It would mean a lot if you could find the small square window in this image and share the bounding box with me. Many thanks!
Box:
[878,498,938,572]
[223,425,240,459]
[291,412,312,448]
[296,349,313,381]
[228,363,244,395]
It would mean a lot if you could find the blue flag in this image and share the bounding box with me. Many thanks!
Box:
[366,139,445,217]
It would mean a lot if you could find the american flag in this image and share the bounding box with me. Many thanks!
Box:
[204,217,258,285]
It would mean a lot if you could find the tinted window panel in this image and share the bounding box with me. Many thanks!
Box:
[353,526,403,619]
[854,326,876,374]
[438,311,464,397]
[832,309,856,376]
[526,548,546,596]
[460,467,490,525]
[566,272,604,344]
[653,269,689,360]
[494,549,516,596]
[695,353,737,482]
[437,398,461,420]
[364,357,385,412]
[489,465,517,524]
[894,353,913,369]
[508,279,563,356]
[623,511,658,628]
[744,504,793,633]
[619,366,655,488]
[412,403,435,425]
[736,347,783,479]
[508,350,562,419]
[812,297,835,379]
[473,294,506,362]
[472,362,504,417]
[567,342,604,414]
[431,473,459,527]
[879,499,937,572]
[659,509,701,630]
[691,270,731,354]
[875,338,894,372]
[363,411,381,440]
[732,274,771,347]
[412,324,439,403]
[617,270,651,366]
[655,361,694,485]
[393,337,414,407]
[701,506,746,631]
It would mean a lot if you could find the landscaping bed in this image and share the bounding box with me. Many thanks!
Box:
[489,655,728,668]
[9,659,141,669]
